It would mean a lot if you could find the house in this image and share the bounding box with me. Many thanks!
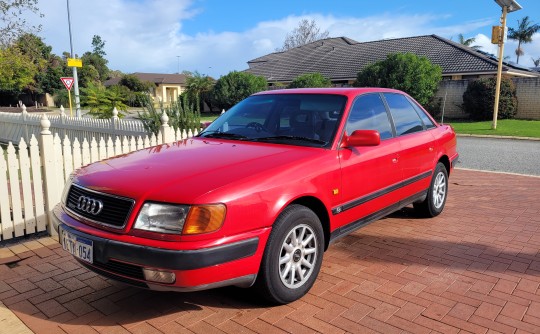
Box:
[245,34,539,86]
[105,72,187,104]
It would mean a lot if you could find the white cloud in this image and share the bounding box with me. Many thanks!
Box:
[36,2,540,79]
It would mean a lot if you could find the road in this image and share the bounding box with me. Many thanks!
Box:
[456,136,540,176]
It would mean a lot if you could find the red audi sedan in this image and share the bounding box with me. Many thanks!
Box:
[53,88,458,304]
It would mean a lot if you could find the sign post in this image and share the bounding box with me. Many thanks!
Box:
[60,77,75,116]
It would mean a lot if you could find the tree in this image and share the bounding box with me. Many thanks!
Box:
[0,46,37,92]
[80,35,110,83]
[185,71,215,112]
[532,57,540,67]
[277,19,329,51]
[212,71,267,110]
[91,35,106,57]
[462,77,517,121]
[119,74,154,92]
[0,0,43,47]
[508,16,540,64]
[354,53,442,106]
[457,33,481,50]
[82,83,127,118]
[288,73,331,88]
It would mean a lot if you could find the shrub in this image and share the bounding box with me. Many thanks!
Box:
[354,53,442,106]
[462,77,518,121]
[82,83,127,118]
[212,71,267,110]
[137,94,201,137]
[288,73,331,88]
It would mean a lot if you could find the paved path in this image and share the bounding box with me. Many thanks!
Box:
[457,136,540,176]
[1,169,539,334]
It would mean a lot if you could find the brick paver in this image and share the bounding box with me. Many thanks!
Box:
[1,169,540,333]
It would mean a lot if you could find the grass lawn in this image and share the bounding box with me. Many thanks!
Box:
[200,112,221,123]
[447,119,540,138]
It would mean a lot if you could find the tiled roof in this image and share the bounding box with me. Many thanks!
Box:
[246,35,536,82]
[104,72,187,86]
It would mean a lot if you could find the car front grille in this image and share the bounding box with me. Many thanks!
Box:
[78,260,147,288]
[66,184,135,229]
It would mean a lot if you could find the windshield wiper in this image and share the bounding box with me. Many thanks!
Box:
[254,135,327,145]
[199,132,248,140]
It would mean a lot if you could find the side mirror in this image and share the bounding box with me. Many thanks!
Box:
[341,130,381,147]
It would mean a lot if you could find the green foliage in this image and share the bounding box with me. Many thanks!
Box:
[81,52,109,83]
[288,73,331,88]
[0,0,42,47]
[354,52,442,106]
[81,83,127,118]
[138,94,201,137]
[0,46,37,92]
[212,71,267,110]
[185,71,214,112]
[91,35,106,57]
[119,74,154,92]
[462,77,517,121]
[78,63,101,88]
[508,16,540,63]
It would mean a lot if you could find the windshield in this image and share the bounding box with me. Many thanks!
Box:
[198,94,347,147]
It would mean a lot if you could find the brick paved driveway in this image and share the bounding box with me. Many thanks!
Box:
[1,169,539,334]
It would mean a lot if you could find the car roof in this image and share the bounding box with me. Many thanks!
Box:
[253,87,405,98]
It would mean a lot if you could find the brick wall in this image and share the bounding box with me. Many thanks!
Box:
[435,77,540,120]
[512,77,540,120]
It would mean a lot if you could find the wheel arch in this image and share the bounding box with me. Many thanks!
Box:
[438,155,451,175]
[289,196,331,251]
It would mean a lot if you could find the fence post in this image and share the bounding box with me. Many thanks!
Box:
[160,111,173,143]
[111,107,119,131]
[39,114,60,236]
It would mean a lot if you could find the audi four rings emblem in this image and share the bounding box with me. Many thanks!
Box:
[77,196,104,215]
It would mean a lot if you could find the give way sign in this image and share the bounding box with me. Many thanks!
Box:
[60,77,75,91]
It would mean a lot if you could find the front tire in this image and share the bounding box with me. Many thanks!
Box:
[254,204,324,304]
[414,162,448,217]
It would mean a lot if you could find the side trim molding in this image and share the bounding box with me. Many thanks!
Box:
[332,171,432,215]
[329,190,428,243]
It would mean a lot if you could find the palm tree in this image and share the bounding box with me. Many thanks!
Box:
[508,16,540,64]
[185,71,215,112]
[457,34,481,50]
[532,57,540,67]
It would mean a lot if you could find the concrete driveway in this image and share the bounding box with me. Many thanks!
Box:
[1,169,539,334]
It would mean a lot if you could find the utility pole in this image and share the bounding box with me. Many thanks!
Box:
[67,0,81,117]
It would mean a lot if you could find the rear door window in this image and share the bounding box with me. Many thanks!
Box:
[384,93,425,136]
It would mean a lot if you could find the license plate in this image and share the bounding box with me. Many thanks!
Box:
[61,230,93,264]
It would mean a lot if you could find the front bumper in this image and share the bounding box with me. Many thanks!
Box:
[53,205,268,291]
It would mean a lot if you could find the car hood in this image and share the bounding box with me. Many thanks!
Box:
[73,137,327,203]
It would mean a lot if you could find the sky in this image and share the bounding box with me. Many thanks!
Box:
[32,0,540,78]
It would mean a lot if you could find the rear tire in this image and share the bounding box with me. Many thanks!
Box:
[254,204,324,304]
[414,162,448,217]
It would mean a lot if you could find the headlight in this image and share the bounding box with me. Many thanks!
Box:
[134,202,190,234]
[133,202,226,235]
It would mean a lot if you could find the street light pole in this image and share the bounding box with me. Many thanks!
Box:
[66,0,81,117]
[492,5,508,130]
[492,0,522,130]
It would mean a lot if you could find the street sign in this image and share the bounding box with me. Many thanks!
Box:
[61,77,75,91]
[67,58,82,67]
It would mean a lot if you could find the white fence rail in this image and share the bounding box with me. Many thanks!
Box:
[0,106,148,145]
[0,112,198,241]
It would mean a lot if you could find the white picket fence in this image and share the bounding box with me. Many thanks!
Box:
[0,106,148,145]
[0,112,198,241]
